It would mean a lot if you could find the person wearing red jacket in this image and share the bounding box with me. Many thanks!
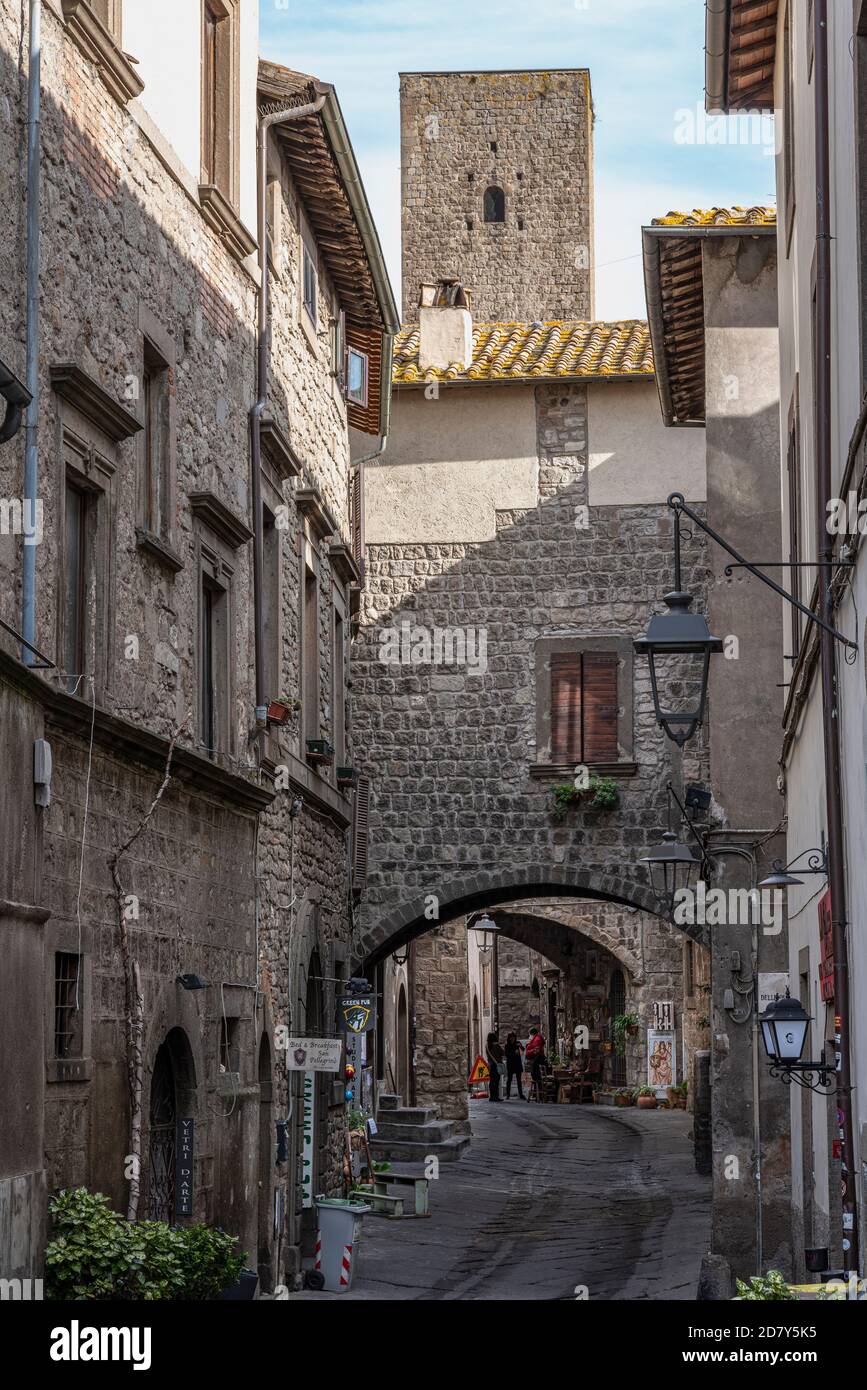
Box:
[524,1026,546,1098]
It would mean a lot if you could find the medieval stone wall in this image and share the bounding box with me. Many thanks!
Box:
[0,0,359,1288]
[400,70,595,322]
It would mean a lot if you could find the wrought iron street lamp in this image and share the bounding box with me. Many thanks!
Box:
[759,992,834,1092]
[633,591,723,747]
[758,847,828,890]
[470,913,500,953]
[640,830,702,916]
[635,494,855,749]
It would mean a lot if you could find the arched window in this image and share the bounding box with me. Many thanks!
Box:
[483,185,506,223]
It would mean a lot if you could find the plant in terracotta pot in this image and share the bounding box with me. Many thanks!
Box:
[614,1088,633,1107]
[636,1085,658,1110]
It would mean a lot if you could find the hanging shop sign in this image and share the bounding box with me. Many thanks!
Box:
[653,1000,674,1031]
[301,1072,315,1209]
[337,990,377,1034]
[175,1118,194,1217]
[818,890,835,1002]
[647,1030,675,1093]
[285,1037,343,1072]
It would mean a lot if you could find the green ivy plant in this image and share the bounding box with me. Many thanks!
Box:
[551,777,621,823]
[45,1188,246,1301]
[734,1270,798,1301]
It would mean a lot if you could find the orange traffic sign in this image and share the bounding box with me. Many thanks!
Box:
[468,1055,490,1084]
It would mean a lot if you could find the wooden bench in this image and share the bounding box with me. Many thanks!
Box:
[373,1166,430,1218]
[352,1186,405,1218]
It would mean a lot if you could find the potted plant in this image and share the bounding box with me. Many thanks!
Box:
[667,1080,688,1110]
[551,776,621,823]
[306,737,335,765]
[614,1087,633,1107]
[267,696,298,726]
[635,1085,658,1110]
[612,1012,640,1055]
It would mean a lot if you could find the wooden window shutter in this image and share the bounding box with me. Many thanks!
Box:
[582,652,619,762]
[550,653,583,763]
[352,774,370,895]
[350,464,365,573]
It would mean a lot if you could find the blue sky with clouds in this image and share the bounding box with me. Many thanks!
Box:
[260,0,776,321]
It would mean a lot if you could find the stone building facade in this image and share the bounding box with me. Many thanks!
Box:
[0,0,397,1289]
[399,70,595,323]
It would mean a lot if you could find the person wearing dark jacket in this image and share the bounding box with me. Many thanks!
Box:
[486,1031,505,1102]
[504,1031,525,1099]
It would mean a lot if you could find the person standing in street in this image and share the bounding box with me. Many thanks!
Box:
[486,1031,505,1102]
[524,1026,546,1101]
[504,1031,524,1099]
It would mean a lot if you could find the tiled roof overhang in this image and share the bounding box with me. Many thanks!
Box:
[642,209,777,427]
[257,61,399,335]
[705,0,779,113]
[392,319,653,386]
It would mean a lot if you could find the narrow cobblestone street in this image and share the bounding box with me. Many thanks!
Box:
[294,1101,710,1301]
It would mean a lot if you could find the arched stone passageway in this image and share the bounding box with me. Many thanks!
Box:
[356,864,705,972]
[389,886,702,1134]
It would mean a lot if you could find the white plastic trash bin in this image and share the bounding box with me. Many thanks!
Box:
[314,1197,371,1292]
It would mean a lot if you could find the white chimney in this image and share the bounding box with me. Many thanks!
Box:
[418,280,473,374]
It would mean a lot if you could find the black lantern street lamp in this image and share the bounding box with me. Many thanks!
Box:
[634,591,723,747]
[759,993,834,1092]
[635,494,855,749]
[640,830,702,916]
[470,913,500,954]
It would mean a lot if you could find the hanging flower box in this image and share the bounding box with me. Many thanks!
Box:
[267,699,293,726]
[337,766,359,788]
[306,738,335,765]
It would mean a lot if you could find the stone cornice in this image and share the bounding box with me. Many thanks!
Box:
[261,416,302,480]
[189,492,253,550]
[327,542,361,588]
[61,0,145,107]
[198,184,258,262]
[295,486,338,540]
[50,362,142,443]
[0,648,274,814]
[0,899,51,925]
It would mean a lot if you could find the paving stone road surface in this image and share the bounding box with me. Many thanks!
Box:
[292,1098,711,1301]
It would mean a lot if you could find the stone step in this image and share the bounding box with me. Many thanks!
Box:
[375,1106,437,1127]
[370,1134,470,1164]
[377,1093,402,1111]
[374,1119,454,1144]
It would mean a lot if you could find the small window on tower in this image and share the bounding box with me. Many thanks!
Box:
[489,141,498,153]
[484,186,505,224]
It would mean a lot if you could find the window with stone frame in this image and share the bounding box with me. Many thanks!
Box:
[54,952,84,1059]
[201,0,239,203]
[141,335,173,544]
[535,636,632,769]
[59,433,115,699]
[301,551,320,743]
[484,185,506,224]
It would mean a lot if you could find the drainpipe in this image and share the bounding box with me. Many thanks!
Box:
[814,0,859,1273]
[21,0,41,663]
[250,95,327,721]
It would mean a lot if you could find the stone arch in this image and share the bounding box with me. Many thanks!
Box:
[492,909,644,985]
[357,862,676,969]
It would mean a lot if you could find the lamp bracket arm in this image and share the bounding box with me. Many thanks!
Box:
[666,780,714,874]
[667,493,857,652]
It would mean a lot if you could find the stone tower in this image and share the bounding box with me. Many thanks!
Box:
[399,69,595,323]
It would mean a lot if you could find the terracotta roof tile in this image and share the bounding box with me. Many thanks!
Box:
[651,206,777,228]
[393,320,653,385]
